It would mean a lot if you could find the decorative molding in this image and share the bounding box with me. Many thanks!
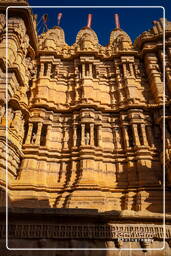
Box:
[0,224,170,239]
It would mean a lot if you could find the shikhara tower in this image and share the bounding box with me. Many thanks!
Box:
[0,1,171,255]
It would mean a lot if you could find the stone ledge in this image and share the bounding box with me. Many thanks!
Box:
[1,207,171,222]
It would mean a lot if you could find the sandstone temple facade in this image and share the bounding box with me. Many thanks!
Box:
[0,1,171,255]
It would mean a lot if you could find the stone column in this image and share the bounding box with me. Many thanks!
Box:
[146,126,155,147]
[39,63,44,77]
[132,124,140,146]
[63,127,68,149]
[90,123,94,146]
[114,128,121,149]
[129,63,134,77]
[122,126,130,148]
[46,125,52,147]
[73,124,77,147]
[81,124,85,146]
[97,125,102,147]
[82,63,85,78]
[47,63,51,77]
[140,124,148,146]
[89,63,93,77]
[145,53,163,103]
[25,123,33,144]
[35,122,43,145]
[122,63,127,77]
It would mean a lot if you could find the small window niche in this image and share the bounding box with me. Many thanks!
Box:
[40,124,48,146]
[31,123,38,144]
[76,125,81,147]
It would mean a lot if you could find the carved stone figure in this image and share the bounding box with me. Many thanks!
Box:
[85,131,90,145]
[7,108,14,126]
[31,132,36,144]
[25,57,35,78]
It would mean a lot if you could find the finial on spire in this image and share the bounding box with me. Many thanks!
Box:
[42,14,48,31]
[114,14,120,29]
[87,14,93,28]
[57,13,63,26]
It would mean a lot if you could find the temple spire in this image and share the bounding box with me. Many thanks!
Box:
[114,13,120,29]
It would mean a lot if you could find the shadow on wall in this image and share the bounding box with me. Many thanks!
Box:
[52,158,167,214]
[114,158,167,214]
[0,188,170,256]
[0,186,50,208]
[1,154,170,214]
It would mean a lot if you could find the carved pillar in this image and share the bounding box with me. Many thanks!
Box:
[81,124,85,146]
[46,125,52,147]
[146,126,155,147]
[89,63,93,77]
[132,124,140,146]
[122,63,127,77]
[140,124,148,146]
[82,63,85,78]
[90,123,94,146]
[114,128,121,149]
[39,63,44,77]
[25,123,33,144]
[73,124,77,147]
[145,53,163,103]
[35,122,43,145]
[97,125,102,147]
[63,127,68,149]
[122,126,130,148]
[129,63,134,77]
[47,63,51,77]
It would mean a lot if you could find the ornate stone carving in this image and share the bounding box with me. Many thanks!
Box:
[8,107,14,126]
[1,224,170,240]
[0,103,5,124]
[38,26,67,51]
[75,27,99,51]
[8,17,27,40]
[25,57,36,78]
[0,14,5,32]
[85,130,90,145]
[109,28,132,51]
[11,110,23,132]
[0,4,171,252]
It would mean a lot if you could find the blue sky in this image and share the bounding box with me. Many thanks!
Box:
[28,0,171,46]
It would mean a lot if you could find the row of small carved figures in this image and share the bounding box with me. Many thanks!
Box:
[0,224,170,239]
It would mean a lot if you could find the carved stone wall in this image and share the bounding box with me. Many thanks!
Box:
[0,0,171,254]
